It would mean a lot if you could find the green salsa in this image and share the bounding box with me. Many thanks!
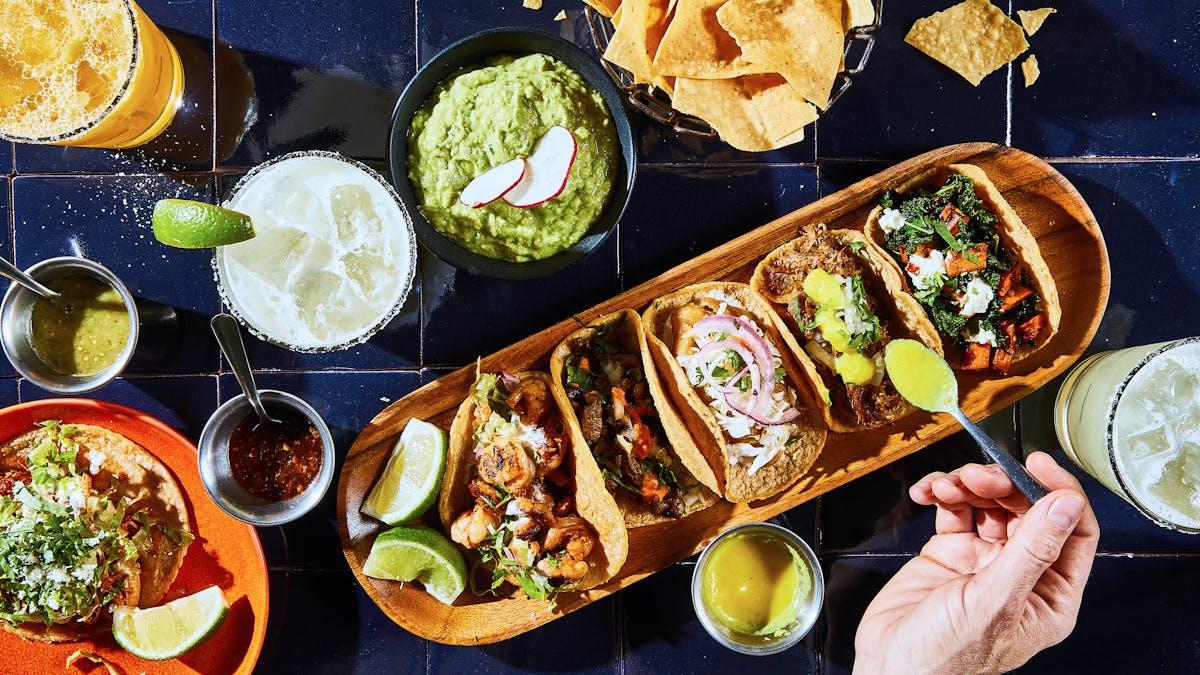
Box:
[29,275,130,376]
[701,531,811,638]
[883,338,959,413]
[407,53,619,262]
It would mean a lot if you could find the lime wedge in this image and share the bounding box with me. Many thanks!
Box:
[361,419,448,525]
[152,198,255,248]
[111,585,229,661]
[363,525,467,605]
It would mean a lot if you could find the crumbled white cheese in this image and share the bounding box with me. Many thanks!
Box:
[959,277,995,317]
[879,207,906,234]
[516,423,548,452]
[838,274,868,335]
[965,325,998,346]
[906,250,947,291]
[505,500,524,517]
[46,567,71,584]
[86,449,107,475]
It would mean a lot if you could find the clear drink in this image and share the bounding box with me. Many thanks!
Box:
[1054,337,1200,532]
[215,151,417,352]
[0,0,183,148]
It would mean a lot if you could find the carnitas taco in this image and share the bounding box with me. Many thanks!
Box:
[751,226,943,432]
[438,371,627,600]
[0,421,192,643]
[549,310,719,527]
[865,163,1061,374]
[642,283,827,503]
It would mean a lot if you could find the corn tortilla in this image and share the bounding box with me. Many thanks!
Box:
[1022,54,1040,87]
[653,0,759,79]
[672,75,817,152]
[1017,7,1056,35]
[905,0,1028,87]
[602,0,674,92]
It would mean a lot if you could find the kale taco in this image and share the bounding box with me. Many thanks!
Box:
[865,164,1061,374]
[549,310,719,527]
[438,371,627,600]
[751,226,943,432]
[0,421,192,643]
[642,283,827,503]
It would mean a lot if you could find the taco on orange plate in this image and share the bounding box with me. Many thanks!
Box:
[438,371,627,600]
[751,225,943,432]
[0,421,192,642]
[865,163,1061,374]
[642,283,827,503]
[550,310,719,527]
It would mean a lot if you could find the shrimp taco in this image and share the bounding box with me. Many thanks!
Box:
[550,310,719,528]
[0,421,192,643]
[751,226,943,432]
[438,371,627,600]
[642,283,827,503]
[865,163,1061,374]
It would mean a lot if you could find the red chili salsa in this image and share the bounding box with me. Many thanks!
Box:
[229,408,323,501]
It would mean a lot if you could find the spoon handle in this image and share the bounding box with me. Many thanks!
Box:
[948,407,1050,503]
[0,257,60,301]
[211,314,271,422]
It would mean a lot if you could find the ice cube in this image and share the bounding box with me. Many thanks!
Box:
[1148,440,1200,520]
[1122,423,1176,463]
[330,184,381,246]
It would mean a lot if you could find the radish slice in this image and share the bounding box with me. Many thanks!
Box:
[459,158,527,208]
[503,126,577,208]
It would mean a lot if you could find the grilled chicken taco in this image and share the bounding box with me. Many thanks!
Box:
[642,283,827,503]
[550,310,719,527]
[0,421,192,643]
[865,164,1061,374]
[751,226,943,432]
[439,371,627,600]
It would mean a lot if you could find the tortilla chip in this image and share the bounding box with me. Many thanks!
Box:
[863,164,1061,366]
[1017,7,1055,35]
[673,75,817,151]
[523,0,542,9]
[549,309,720,527]
[603,0,674,92]
[642,282,828,503]
[844,0,875,30]
[585,0,621,18]
[555,9,568,20]
[905,0,1028,86]
[716,0,844,109]
[653,0,760,78]
[1021,54,1040,87]
[439,371,628,591]
[751,227,944,432]
[611,3,624,26]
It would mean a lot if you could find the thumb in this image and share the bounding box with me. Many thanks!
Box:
[978,490,1086,602]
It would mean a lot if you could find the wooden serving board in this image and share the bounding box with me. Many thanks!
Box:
[337,143,1109,645]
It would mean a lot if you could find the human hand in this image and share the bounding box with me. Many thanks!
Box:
[852,452,1099,675]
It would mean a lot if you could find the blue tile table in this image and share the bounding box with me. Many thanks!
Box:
[3,1,1199,673]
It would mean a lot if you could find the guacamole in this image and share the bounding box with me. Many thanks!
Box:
[408,53,620,262]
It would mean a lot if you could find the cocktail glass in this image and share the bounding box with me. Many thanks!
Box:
[214,151,417,353]
[0,0,184,149]
[1054,337,1200,533]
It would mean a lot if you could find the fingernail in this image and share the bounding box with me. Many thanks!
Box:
[914,480,931,493]
[1047,494,1085,529]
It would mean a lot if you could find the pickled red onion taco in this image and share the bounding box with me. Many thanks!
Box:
[549,309,719,527]
[641,283,827,503]
[438,371,627,599]
[0,421,192,643]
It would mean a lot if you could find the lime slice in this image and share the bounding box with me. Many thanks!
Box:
[363,525,467,605]
[111,585,229,661]
[361,419,448,525]
[151,198,255,248]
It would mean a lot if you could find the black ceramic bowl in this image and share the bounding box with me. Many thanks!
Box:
[388,28,636,280]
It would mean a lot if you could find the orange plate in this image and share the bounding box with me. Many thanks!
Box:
[0,399,268,675]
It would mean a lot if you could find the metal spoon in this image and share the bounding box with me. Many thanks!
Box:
[885,339,1049,503]
[211,314,282,428]
[0,257,61,302]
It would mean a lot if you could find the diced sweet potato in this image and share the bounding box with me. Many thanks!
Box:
[1018,313,1048,344]
[945,243,989,277]
[992,347,1014,374]
[998,264,1023,295]
[961,342,992,370]
[1000,286,1035,313]
[939,204,970,234]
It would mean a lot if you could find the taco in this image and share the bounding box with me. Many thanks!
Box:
[751,225,943,432]
[865,163,1061,374]
[0,421,192,643]
[438,371,627,600]
[642,282,828,503]
[550,310,719,527]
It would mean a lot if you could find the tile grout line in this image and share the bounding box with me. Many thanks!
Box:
[210,0,219,173]
[1005,0,1013,147]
